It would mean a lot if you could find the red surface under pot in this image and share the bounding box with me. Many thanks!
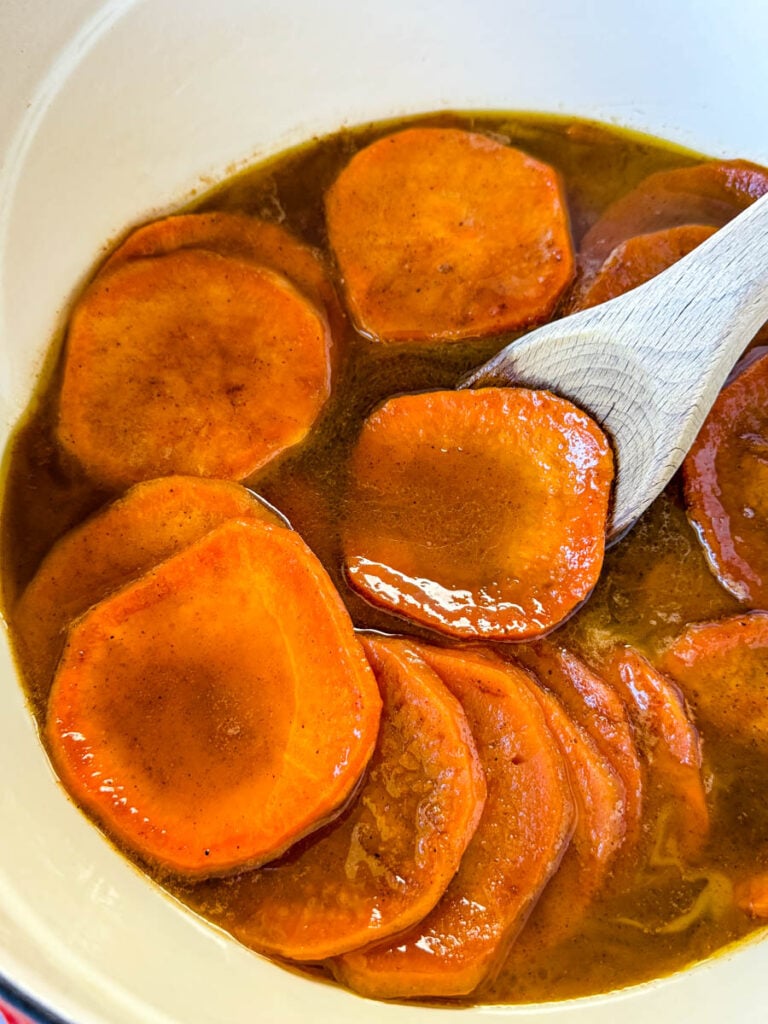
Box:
[0,1001,36,1024]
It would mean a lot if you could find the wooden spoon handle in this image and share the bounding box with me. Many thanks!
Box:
[605,190,768,369]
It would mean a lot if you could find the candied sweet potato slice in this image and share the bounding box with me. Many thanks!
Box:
[602,646,709,858]
[569,224,716,312]
[101,211,345,341]
[13,476,283,706]
[683,351,768,604]
[325,127,574,342]
[514,641,643,848]
[57,249,331,488]
[187,635,486,960]
[46,519,381,878]
[335,644,574,999]
[507,672,627,956]
[577,159,768,282]
[342,388,613,640]
[659,612,768,753]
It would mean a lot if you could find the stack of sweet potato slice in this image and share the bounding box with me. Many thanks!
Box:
[21,477,709,997]
[566,158,768,314]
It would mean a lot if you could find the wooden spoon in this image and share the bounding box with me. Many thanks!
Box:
[463,193,768,541]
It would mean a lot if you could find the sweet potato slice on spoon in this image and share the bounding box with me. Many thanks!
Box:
[325,127,573,341]
[14,476,283,707]
[58,249,331,488]
[683,351,768,604]
[342,388,613,640]
[187,635,485,960]
[335,644,574,999]
[46,520,381,878]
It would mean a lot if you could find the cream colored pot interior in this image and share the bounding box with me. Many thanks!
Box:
[1,1,768,1022]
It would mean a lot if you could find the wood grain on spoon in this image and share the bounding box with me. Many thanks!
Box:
[463,193,768,540]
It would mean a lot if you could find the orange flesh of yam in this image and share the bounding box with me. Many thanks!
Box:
[734,873,768,918]
[569,224,716,312]
[14,476,283,706]
[577,160,768,282]
[659,612,768,753]
[514,641,643,848]
[602,646,709,859]
[45,519,381,878]
[100,211,345,341]
[342,388,613,640]
[325,127,574,342]
[57,249,331,488]
[683,351,768,605]
[507,670,627,956]
[335,644,575,999]
[188,635,486,960]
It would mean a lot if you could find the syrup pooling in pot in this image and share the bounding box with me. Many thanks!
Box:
[2,112,768,1005]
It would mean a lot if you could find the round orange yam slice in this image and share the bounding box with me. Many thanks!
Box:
[335,644,575,999]
[602,646,709,859]
[569,224,716,312]
[342,388,613,640]
[659,612,768,752]
[683,351,768,604]
[101,211,345,340]
[507,672,627,957]
[325,127,574,342]
[46,519,381,878]
[14,476,283,706]
[57,249,331,488]
[187,635,486,960]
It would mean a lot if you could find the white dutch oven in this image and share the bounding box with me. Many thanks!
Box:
[2,1,768,1021]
